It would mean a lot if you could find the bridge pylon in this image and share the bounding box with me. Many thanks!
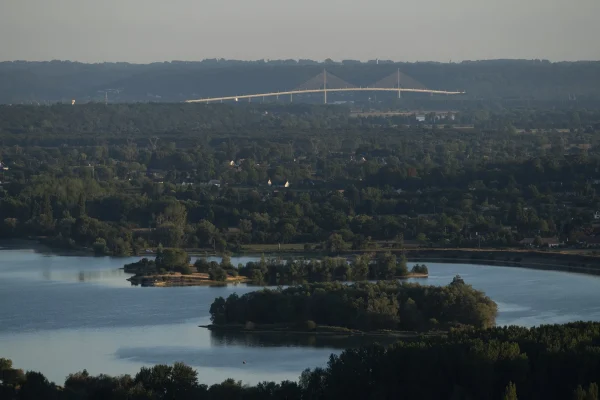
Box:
[185,68,464,104]
[367,69,428,94]
[324,69,327,104]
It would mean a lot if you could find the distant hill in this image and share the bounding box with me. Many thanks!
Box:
[1,59,599,104]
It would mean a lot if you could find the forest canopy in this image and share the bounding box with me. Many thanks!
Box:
[209,278,498,331]
[4,322,600,399]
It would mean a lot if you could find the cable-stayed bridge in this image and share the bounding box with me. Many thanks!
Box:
[185,69,465,104]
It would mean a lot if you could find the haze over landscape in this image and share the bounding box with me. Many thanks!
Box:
[4,1,600,400]
[1,0,600,62]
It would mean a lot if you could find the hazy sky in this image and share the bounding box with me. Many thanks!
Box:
[1,0,599,63]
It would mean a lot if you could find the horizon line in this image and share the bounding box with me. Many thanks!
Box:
[2,58,600,65]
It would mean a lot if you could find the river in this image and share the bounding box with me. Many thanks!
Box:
[1,246,600,385]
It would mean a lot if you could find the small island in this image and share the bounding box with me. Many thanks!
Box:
[124,249,428,287]
[124,247,248,286]
[205,277,497,336]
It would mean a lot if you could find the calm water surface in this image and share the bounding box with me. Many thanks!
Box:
[2,246,600,385]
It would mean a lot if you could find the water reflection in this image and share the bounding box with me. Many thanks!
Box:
[209,329,400,349]
[114,344,336,376]
[53,268,130,283]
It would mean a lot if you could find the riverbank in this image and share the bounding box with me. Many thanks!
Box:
[399,273,428,279]
[236,247,600,277]
[401,248,600,276]
[5,239,600,279]
[200,323,444,340]
[233,245,600,273]
[127,272,427,287]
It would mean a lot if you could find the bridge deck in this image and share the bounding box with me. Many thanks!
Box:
[185,87,465,103]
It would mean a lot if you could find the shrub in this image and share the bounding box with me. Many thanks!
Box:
[411,264,429,274]
[209,266,227,282]
[301,320,317,331]
[178,265,193,275]
[194,258,210,273]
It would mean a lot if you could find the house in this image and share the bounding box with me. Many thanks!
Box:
[519,237,561,248]
[226,227,241,239]
[416,115,426,122]
[0,161,8,171]
[229,159,246,168]
[580,236,600,248]
[146,169,165,180]
[207,179,221,187]
[594,211,600,220]
[349,155,367,163]
[268,179,289,188]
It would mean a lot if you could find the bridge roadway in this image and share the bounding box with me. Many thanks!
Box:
[185,87,465,103]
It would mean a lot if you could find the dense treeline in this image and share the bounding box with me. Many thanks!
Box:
[2,59,600,104]
[235,253,428,285]
[2,104,600,255]
[0,103,352,136]
[126,249,427,285]
[5,322,600,399]
[2,103,600,137]
[209,278,497,331]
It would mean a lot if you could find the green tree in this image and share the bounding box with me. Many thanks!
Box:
[156,248,190,272]
[209,266,227,282]
[325,233,349,255]
[155,223,184,248]
[0,358,12,370]
[503,381,518,400]
[588,383,599,400]
[396,253,409,276]
[451,275,466,286]
[411,263,429,275]
[282,223,296,243]
[220,254,233,269]
[239,219,252,234]
[251,269,265,285]
[75,193,86,218]
[196,219,218,248]
[375,251,396,279]
[92,238,108,256]
[416,232,428,246]
[575,385,587,400]
[352,254,370,281]
[194,258,210,273]
[18,371,58,400]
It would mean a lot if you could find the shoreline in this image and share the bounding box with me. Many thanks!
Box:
[401,248,600,276]
[127,274,249,287]
[199,323,444,339]
[4,240,600,279]
[127,272,428,287]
